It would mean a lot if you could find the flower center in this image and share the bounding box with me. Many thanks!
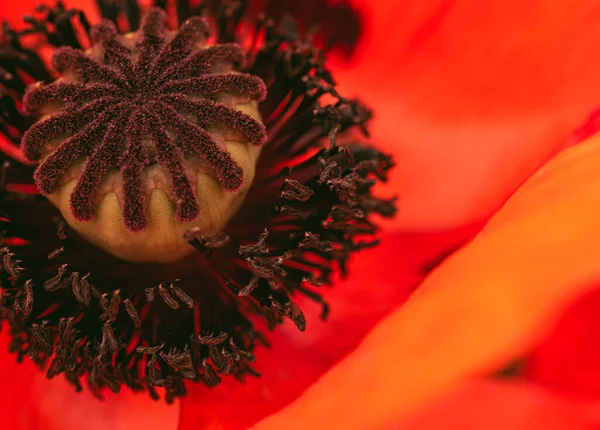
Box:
[1,1,394,404]
[22,10,267,263]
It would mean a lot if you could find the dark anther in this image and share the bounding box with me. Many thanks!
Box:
[160,348,196,380]
[299,232,332,251]
[99,293,109,313]
[170,284,194,308]
[123,299,142,328]
[239,229,269,257]
[48,247,65,260]
[2,250,22,281]
[145,287,155,302]
[201,359,221,387]
[42,264,69,291]
[288,302,306,331]
[238,275,260,297]
[281,179,314,201]
[77,274,92,306]
[22,280,34,316]
[185,228,231,256]
[100,321,119,354]
[136,343,165,355]
[158,284,180,310]
[106,290,121,322]
[198,332,228,346]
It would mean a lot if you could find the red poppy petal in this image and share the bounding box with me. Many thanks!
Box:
[402,379,600,430]
[179,226,481,430]
[332,0,600,231]
[249,132,600,430]
[0,329,180,430]
[0,328,41,429]
[525,284,600,400]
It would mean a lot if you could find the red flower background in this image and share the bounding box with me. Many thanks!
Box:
[3,0,600,429]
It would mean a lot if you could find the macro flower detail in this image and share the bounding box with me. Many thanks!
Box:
[23,9,267,232]
[21,7,269,262]
[0,0,396,405]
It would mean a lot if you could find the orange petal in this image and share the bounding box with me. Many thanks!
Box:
[251,132,600,430]
[402,379,600,430]
[333,0,600,230]
[0,329,180,430]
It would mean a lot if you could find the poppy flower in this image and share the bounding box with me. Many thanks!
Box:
[2,1,600,430]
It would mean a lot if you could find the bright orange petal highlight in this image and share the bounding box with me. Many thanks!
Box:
[252,132,600,430]
[402,379,599,430]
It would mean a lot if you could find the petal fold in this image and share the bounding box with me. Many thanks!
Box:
[403,379,599,430]
[252,132,600,430]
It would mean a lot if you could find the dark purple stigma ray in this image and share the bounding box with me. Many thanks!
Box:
[149,17,210,81]
[150,101,244,191]
[22,97,119,160]
[158,44,245,84]
[23,83,122,115]
[51,47,130,88]
[121,110,150,232]
[70,118,128,222]
[20,7,267,232]
[33,102,132,195]
[144,110,200,222]
[160,73,267,102]
[135,8,168,77]
[91,21,137,84]
[158,94,267,145]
